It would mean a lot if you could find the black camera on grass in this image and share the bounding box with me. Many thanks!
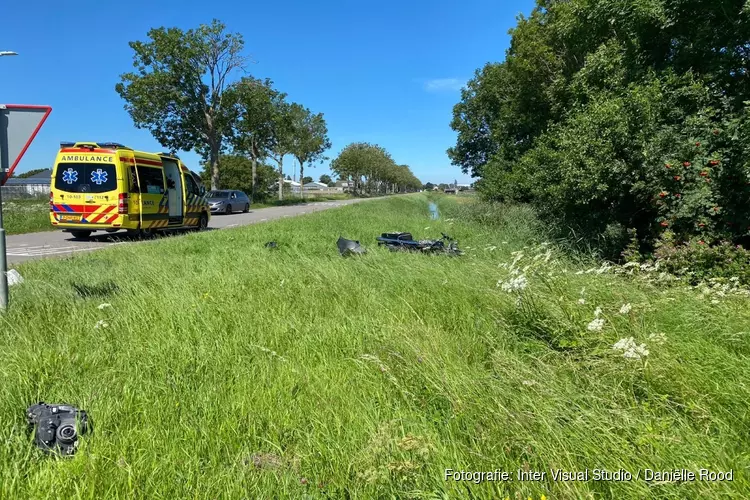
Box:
[26,402,90,456]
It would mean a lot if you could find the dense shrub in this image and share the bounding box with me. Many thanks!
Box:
[652,233,750,286]
[449,0,750,259]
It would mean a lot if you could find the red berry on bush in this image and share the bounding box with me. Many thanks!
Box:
[698,223,706,227]
[713,129,720,135]
[660,221,669,227]
[659,191,668,198]
[709,160,720,166]
[683,162,691,167]
[696,142,701,147]
[699,240,705,245]
[673,176,681,181]
[700,171,708,177]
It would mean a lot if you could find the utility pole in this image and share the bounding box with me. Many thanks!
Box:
[0,50,18,311]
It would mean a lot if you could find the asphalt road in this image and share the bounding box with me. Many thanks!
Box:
[5,198,370,265]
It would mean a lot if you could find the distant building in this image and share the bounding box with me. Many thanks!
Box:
[284,179,301,193]
[2,169,52,198]
[303,181,329,191]
[334,179,354,193]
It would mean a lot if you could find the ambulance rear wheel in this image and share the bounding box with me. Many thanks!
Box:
[198,213,209,231]
[70,230,92,240]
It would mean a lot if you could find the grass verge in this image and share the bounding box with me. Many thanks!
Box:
[0,194,748,499]
[2,199,51,235]
[1,194,358,235]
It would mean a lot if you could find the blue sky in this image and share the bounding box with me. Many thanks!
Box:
[1,0,534,185]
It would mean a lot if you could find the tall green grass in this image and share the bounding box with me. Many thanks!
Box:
[2,199,52,235]
[0,195,747,499]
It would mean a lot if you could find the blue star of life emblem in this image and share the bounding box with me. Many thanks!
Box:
[91,168,108,185]
[62,168,78,184]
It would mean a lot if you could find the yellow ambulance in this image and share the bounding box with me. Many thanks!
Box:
[50,142,210,239]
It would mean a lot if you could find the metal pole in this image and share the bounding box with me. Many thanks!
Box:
[0,50,17,311]
[0,174,8,312]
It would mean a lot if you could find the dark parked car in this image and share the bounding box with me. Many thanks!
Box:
[207,190,251,214]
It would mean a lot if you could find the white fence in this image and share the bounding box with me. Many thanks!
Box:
[1,184,50,200]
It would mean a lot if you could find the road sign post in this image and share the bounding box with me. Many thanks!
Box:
[0,104,52,311]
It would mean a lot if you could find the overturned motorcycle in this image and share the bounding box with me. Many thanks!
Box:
[376,232,464,256]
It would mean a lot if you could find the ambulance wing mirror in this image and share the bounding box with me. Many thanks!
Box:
[199,186,206,196]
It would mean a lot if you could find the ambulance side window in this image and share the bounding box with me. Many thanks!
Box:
[184,174,199,195]
[191,173,206,195]
[136,166,165,194]
[130,167,139,192]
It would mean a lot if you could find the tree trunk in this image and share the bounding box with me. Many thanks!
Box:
[251,155,257,205]
[277,156,284,201]
[249,140,258,205]
[210,141,220,190]
[298,159,305,200]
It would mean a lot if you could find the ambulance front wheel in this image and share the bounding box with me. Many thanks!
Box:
[70,230,92,240]
[198,213,209,231]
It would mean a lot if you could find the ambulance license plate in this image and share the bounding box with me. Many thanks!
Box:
[59,214,82,222]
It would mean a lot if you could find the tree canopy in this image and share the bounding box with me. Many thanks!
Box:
[227,76,287,201]
[449,0,750,257]
[15,168,48,179]
[331,143,421,194]
[200,154,277,199]
[115,19,247,190]
[290,103,331,197]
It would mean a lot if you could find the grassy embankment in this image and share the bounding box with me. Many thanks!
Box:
[1,194,354,235]
[2,199,50,235]
[0,194,748,499]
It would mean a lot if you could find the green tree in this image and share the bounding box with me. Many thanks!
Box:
[115,19,246,191]
[228,77,286,203]
[448,0,750,255]
[200,155,277,201]
[268,99,296,200]
[289,104,331,199]
[319,174,332,185]
[16,168,47,179]
[301,176,313,184]
[331,143,421,195]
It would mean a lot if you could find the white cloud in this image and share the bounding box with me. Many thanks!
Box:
[424,78,465,92]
